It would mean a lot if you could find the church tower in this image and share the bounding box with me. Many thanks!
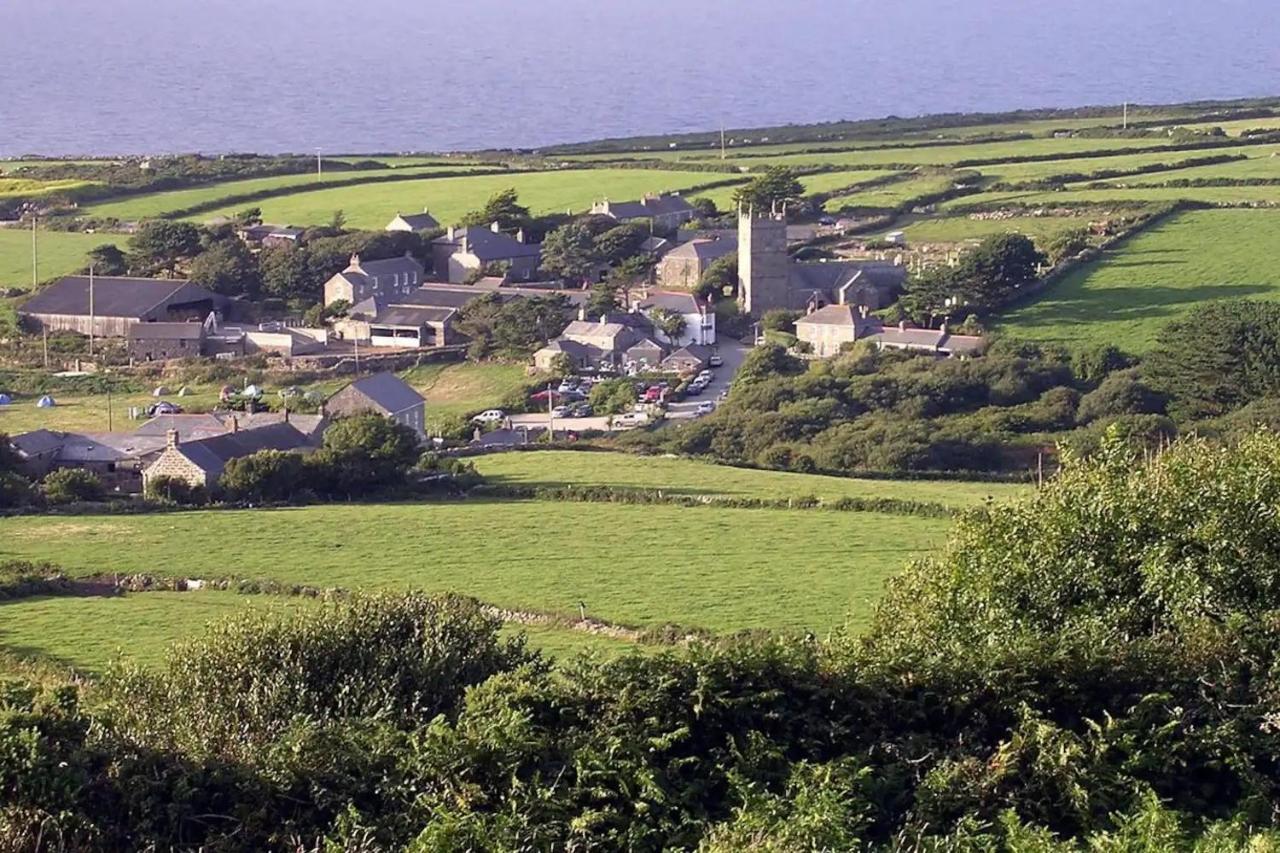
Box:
[737,204,791,316]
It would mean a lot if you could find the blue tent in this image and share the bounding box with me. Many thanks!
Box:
[36,395,56,408]
[0,393,11,405]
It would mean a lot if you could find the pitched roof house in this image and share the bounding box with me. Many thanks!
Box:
[431,224,542,284]
[10,428,170,491]
[656,236,737,290]
[591,194,697,230]
[142,421,313,491]
[795,303,985,359]
[632,289,716,346]
[19,276,226,338]
[322,253,426,307]
[325,372,426,439]
[386,209,441,233]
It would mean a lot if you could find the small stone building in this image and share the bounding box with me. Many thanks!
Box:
[325,372,427,440]
[127,322,207,361]
[142,421,313,492]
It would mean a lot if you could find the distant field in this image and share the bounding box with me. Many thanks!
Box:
[473,450,1027,508]
[693,168,902,211]
[885,215,1091,244]
[82,165,488,221]
[722,137,1183,169]
[0,178,97,198]
[1094,151,1280,185]
[197,169,746,230]
[0,228,113,290]
[0,502,948,635]
[825,172,963,211]
[970,143,1280,184]
[947,184,1280,208]
[996,209,1280,352]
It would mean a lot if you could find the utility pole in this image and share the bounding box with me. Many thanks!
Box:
[88,264,95,357]
[720,123,727,160]
[315,148,323,181]
[31,214,38,290]
[1123,102,1129,130]
[547,382,555,436]
[107,388,113,431]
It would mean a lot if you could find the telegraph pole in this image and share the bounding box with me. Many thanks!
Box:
[720,123,727,160]
[31,214,38,290]
[88,264,95,356]
[315,148,323,180]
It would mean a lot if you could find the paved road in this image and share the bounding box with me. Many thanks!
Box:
[508,340,751,432]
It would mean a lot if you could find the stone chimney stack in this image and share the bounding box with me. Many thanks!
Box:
[859,305,868,319]
[447,226,455,241]
[516,228,526,244]
[577,305,586,321]
[490,221,501,233]
[349,253,360,269]
[166,429,179,449]
[599,314,607,327]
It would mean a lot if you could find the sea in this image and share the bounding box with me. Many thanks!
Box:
[1,0,1278,157]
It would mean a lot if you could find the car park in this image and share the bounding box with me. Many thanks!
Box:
[471,409,506,423]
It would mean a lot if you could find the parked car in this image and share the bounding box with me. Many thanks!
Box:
[718,388,729,400]
[557,379,580,394]
[685,382,704,396]
[695,401,716,416]
[708,354,724,368]
[147,401,184,416]
[613,412,649,428]
[569,403,593,418]
[550,405,570,418]
[471,409,506,423]
[642,386,664,403]
[697,369,714,382]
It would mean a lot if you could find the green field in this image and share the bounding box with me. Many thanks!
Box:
[0,501,947,635]
[473,450,1027,507]
[996,209,1280,352]
[825,172,964,211]
[197,169,745,230]
[947,184,1280,209]
[403,361,530,428]
[1094,151,1280,185]
[968,144,1278,183]
[0,178,97,198]
[0,228,116,290]
[81,165,492,222]
[886,214,1093,244]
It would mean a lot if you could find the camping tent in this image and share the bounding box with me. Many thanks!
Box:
[153,386,171,397]
[242,384,262,398]
[177,386,190,397]
[36,395,55,408]
[0,393,11,405]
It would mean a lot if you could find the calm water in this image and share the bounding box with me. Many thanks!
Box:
[1,0,1278,156]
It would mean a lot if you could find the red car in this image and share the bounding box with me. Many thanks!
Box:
[642,386,664,403]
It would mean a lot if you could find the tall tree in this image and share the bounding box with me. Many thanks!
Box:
[539,221,601,286]
[189,239,260,297]
[84,244,128,276]
[127,220,202,275]
[732,167,805,212]
[459,188,530,231]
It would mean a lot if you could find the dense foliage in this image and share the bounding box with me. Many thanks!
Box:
[455,292,572,359]
[8,434,1280,847]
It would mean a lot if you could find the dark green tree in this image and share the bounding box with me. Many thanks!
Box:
[459,188,530,230]
[41,468,103,505]
[539,221,601,285]
[84,244,128,276]
[218,450,307,502]
[127,220,202,274]
[732,167,805,211]
[188,239,260,297]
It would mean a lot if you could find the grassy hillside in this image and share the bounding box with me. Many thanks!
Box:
[196,169,745,230]
[473,450,1028,507]
[0,502,948,635]
[0,228,114,290]
[996,209,1280,352]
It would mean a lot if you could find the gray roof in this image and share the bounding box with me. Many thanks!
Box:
[52,432,169,463]
[175,422,312,478]
[790,261,906,295]
[374,306,457,326]
[539,339,598,360]
[10,428,65,457]
[340,372,425,415]
[355,254,424,277]
[865,325,986,355]
[663,344,713,363]
[664,237,737,262]
[20,277,223,319]
[391,212,440,231]
[795,304,877,330]
[127,322,205,341]
[136,411,326,442]
[636,290,702,314]
[434,227,541,262]
[600,195,696,220]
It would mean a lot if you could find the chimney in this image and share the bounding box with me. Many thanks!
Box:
[349,253,361,270]
[230,416,240,434]
[599,315,607,327]
[165,429,179,449]
[490,221,501,233]
[423,206,431,214]
[283,408,291,424]
[473,426,482,442]
[577,305,586,321]
[516,228,526,244]
[447,225,455,241]
[894,254,903,266]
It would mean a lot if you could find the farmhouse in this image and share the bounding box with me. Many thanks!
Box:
[18,276,226,338]
[869,322,986,357]
[322,253,425,307]
[795,303,984,359]
[10,429,169,491]
[385,209,440,233]
[590,194,697,231]
[143,421,315,492]
[655,236,736,290]
[325,372,426,440]
[431,224,542,284]
[134,411,328,444]
[630,289,715,347]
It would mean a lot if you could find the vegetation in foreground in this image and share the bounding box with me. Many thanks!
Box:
[5,431,1280,848]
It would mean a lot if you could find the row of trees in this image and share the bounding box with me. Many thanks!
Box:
[7,432,1280,846]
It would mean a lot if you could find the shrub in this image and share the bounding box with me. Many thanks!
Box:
[589,378,637,415]
[143,475,208,506]
[1076,369,1165,423]
[218,450,308,503]
[41,468,103,505]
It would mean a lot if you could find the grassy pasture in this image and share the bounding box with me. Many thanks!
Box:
[720,137,1184,169]
[402,361,530,428]
[824,172,963,211]
[693,169,903,211]
[196,169,745,230]
[970,144,1280,183]
[0,178,97,198]
[0,502,948,635]
[0,228,114,290]
[1094,150,1280,185]
[946,185,1280,209]
[884,215,1092,244]
[996,209,1280,352]
[82,165,492,222]
[473,450,1027,508]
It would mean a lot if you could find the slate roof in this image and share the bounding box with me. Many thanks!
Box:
[391,211,440,231]
[20,277,222,319]
[664,237,737,262]
[434,227,541,262]
[600,195,696,220]
[127,322,205,341]
[175,422,312,478]
[10,428,66,457]
[373,306,457,326]
[339,372,425,415]
[795,305,877,330]
[136,412,326,442]
[870,327,985,355]
[790,261,906,295]
[52,433,169,463]
[636,290,703,314]
[355,255,424,278]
